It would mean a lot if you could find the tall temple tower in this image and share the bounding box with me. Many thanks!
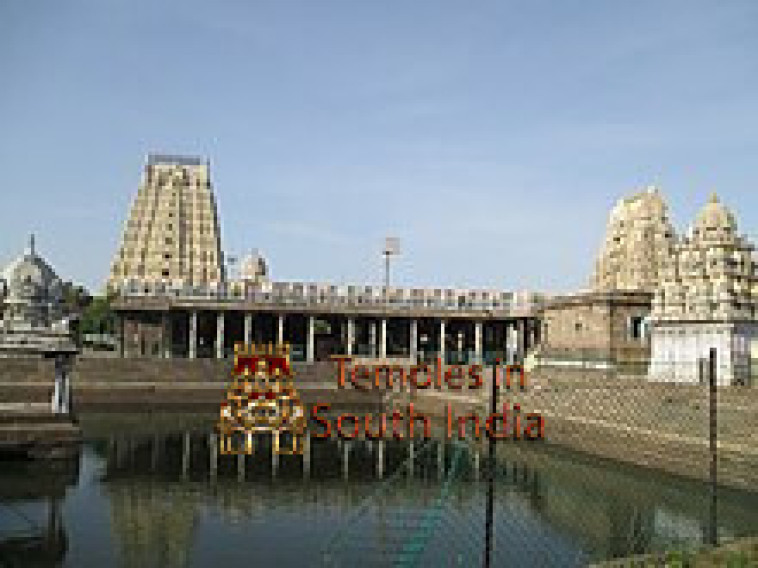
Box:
[108,154,224,290]
[648,194,758,385]
[591,186,677,292]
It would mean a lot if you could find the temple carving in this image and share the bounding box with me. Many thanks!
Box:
[648,194,758,384]
[108,154,224,290]
[591,186,676,293]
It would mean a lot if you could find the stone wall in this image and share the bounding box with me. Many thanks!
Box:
[538,291,651,371]
[508,376,758,491]
[0,357,340,406]
[122,311,166,358]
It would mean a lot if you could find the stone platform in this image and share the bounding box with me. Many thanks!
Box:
[0,403,81,459]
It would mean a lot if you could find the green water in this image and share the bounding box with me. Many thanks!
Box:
[0,411,757,567]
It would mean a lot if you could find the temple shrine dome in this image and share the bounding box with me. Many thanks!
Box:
[240,250,268,282]
[691,193,738,239]
[1,236,62,305]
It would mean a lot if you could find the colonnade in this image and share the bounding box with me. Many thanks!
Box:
[122,309,540,363]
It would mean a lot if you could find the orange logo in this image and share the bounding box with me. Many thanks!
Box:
[217,343,306,455]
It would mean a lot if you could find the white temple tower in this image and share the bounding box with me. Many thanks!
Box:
[648,194,758,385]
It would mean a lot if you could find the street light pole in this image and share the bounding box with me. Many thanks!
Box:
[382,237,400,289]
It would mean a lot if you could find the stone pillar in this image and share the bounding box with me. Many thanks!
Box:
[439,320,446,363]
[409,319,418,363]
[346,318,354,356]
[244,313,253,346]
[216,312,225,359]
[189,311,197,360]
[51,358,61,414]
[507,322,517,364]
[408,440,415,479]
[272,434,279,478]
[52,355,71,415]
[474,321,483,363]
[162,313,172,359]
[379,318,387,359]
[181,432,191,481]
[237,452,245,482]
[437,441,445,480]
[209,432,217,481]
[526,319,532,357]
[303,431,311,480]
[369,321,377,358]
[517,319,526,363]
[377,439,385,479]
[342,441,350,480]
[307,315,315,362]
[277,314,285,346]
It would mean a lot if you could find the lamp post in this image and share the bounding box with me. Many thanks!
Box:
[382,237,400,289]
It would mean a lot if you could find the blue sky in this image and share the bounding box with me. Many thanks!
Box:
[1,1,757,293]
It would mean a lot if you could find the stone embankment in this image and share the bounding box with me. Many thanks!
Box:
[520,367,758,492]
[1,358,757,490]
[0,357,379,408]
[0,403,81,459]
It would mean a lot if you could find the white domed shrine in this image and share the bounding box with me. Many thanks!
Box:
[0,236,77,357]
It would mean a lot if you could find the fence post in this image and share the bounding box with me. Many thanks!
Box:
[483,356,498,567]
[708,347,718,547]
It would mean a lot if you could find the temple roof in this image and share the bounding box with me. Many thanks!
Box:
[608,185,668,226]
[146,154,207,167]
[692,193,737,235]
[1,236,62,301]
[240,250,268,281]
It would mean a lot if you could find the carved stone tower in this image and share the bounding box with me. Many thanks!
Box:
[591,186,677,292]
[649,194,758,385]
[107,154,224,290]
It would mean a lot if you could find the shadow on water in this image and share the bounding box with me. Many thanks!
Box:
[0,411,756,567]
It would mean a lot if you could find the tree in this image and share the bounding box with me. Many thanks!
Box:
[78,295,116,337]
[60,281,93,314]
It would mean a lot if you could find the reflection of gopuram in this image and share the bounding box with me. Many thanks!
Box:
[217,343,306,455]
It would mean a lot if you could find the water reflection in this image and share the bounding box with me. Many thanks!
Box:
[1,412,757,567]
[0,458,78,567]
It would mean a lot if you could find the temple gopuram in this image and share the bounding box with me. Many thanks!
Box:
[537,187,671,375]
[648,194,758,385]
[537,187,758,386]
